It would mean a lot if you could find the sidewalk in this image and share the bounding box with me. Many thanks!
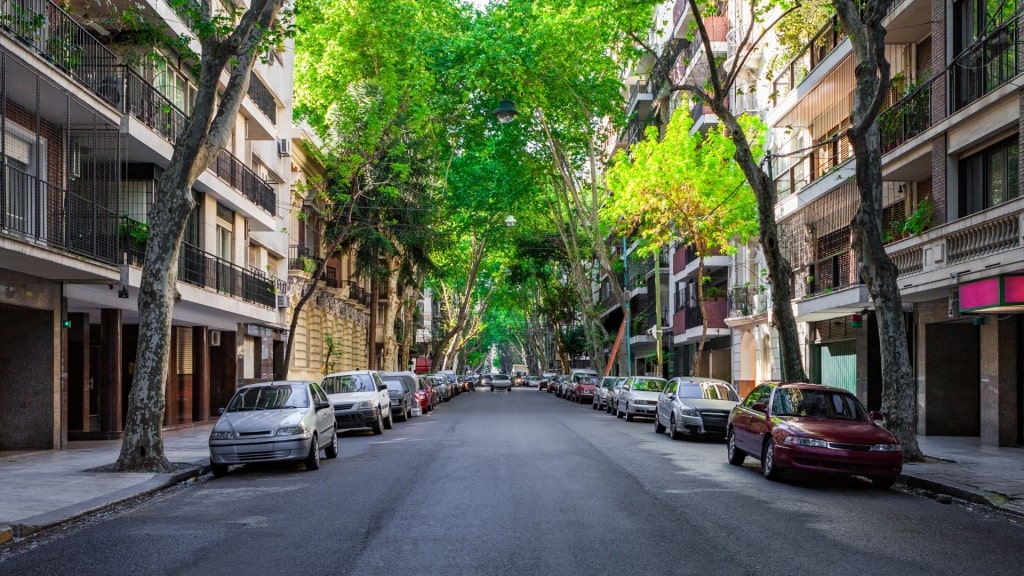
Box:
[1,429,1022,545]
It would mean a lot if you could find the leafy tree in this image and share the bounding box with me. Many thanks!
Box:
[605,111,762,376]
[116,0,287,472]
[666,0,808,382]
[833,0,921,459]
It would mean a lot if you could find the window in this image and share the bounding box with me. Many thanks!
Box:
[3,124,47,239]
[958,136,1019,216]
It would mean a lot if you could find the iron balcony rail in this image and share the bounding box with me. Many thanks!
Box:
[0,0,118,85]
[2,161,119,264]
[121,216,279,308]
[880,71,940,154]
[950,13,1022,112]
[247,74,277,124]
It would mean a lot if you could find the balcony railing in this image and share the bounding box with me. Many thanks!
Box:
[246,74,277,124]
[0,0,118,85]
[880,71,940,154]
[1,160,119,264]
[122,217,279,307]
[950,14,1022,112]
[288,244,315,270]
[178,242,278,308]
[728,285,770,318]
[212,149,276,214]
[773,16,847,99]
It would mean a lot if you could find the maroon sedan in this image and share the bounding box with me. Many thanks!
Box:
[726,382,902,489]
[573,376,599,404]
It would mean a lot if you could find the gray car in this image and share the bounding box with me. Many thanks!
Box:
[655,377,739,440]
[208,380,338,477]
[380,371,417,421]
[491,373,513,391]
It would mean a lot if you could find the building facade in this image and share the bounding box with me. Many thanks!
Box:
[1,0,292,448]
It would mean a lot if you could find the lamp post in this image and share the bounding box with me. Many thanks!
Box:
[493,100,518,124]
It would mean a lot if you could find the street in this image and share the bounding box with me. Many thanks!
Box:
[3,387,1024,575]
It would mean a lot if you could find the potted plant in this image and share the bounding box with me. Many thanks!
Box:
[901,197,934,236]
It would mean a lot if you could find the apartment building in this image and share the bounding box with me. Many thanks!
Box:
[0,0,293,449]
[599,0,732,379]
[284,127,372,381]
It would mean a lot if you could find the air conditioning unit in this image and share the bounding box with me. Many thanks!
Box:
[277,138,291,156]
[276,293,289,309]
[210,330,221,347]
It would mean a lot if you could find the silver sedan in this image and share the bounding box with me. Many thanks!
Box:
[655,377,739,440]
[490,373,513,391]
[209,380,339,476]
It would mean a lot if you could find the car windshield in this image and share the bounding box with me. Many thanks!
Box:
[772,388,867,420]
[226,384,307,412]
[383,380,404,393]
[631,379,666,392]
[677,382,739,401]
[493,374,510,380]
[321,374,377,394]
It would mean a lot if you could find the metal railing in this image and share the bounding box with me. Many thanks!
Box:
[1,161,119,264]
[950,14,1022,112]
[0,0,118,86]
[773,16,847,99]
[880,71,940,153]
[247,73,277,124]
[728,285,770,317]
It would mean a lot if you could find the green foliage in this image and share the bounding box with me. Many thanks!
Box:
[604,104,763,257]
[901,196,934,236]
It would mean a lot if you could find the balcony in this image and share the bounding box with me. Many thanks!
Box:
[246,74,277,124]
[121,217,280,307]
[772,16,847,100]
[0,0,118,87]
[880,71,939,154]
[676,300,729,344]
[728,285,770,318]
[2,161,119,265]
[950,14,1021,112]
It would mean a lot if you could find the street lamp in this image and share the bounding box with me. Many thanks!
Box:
[493,99,518,124]
[505,214,517,227]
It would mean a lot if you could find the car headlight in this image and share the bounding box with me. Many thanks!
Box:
[210,430,234,440]
[355,401,372,409]
[680,406,699,417]
[870,443,902,452]
[784,436,828,448]
[277,425,308,436]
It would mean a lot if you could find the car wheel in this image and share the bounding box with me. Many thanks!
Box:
[305,435,321,471]
[670,416,684,440]
[727,430,746,466]
[625,404,634,422]
[616,404,624,419]
[654,413,666,434]
[371,412,384,435]
[871,476,898,490]
[325,427,339,459]
[384,410,394,430]
[210,461,229,478]
[762,439,780,481]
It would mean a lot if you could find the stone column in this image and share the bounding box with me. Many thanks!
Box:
[193,326,210,422]
[99,308,123,435]
[979,317,1019,446]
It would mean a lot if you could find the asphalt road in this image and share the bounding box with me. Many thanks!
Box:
[3,387,1024,576]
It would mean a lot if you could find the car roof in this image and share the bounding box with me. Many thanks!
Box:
[237,380,311,389]
[323,370,377,377]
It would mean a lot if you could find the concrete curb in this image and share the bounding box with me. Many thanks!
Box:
[900,474,1024,519]
[10,464,207,538]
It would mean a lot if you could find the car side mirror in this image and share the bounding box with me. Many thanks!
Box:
[377,384,387,391]
[869,410,884,421]
[667,393,676,400]
[752,402,768,414]
[316,401,331,410]
[218,407,225,415]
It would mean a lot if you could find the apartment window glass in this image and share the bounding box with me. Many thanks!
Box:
[958,136,1019,216]
[216,203,234,262]
[3,124,46,238]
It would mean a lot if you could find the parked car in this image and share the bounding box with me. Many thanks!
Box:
[606,377,628,414]
[655,377,739,439]
[615,376,667,421]
[491,373,513,392]
[416,375,437,412]
[321,370,393,434]
[428,373,450,402]
[526,375,541,388]
[380,371,417,421]
[464,374,479,390]
[440,370,460,395]
[479,374,494,388]
[726,382,903,488]
[539,373,557,391]
[558,376,576,399]
[209,380,338,477]
[592,376,621,410]
[573,376,599,404]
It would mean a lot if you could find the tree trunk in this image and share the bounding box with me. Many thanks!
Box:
[115,0,283,472]
[835,0,922,460]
